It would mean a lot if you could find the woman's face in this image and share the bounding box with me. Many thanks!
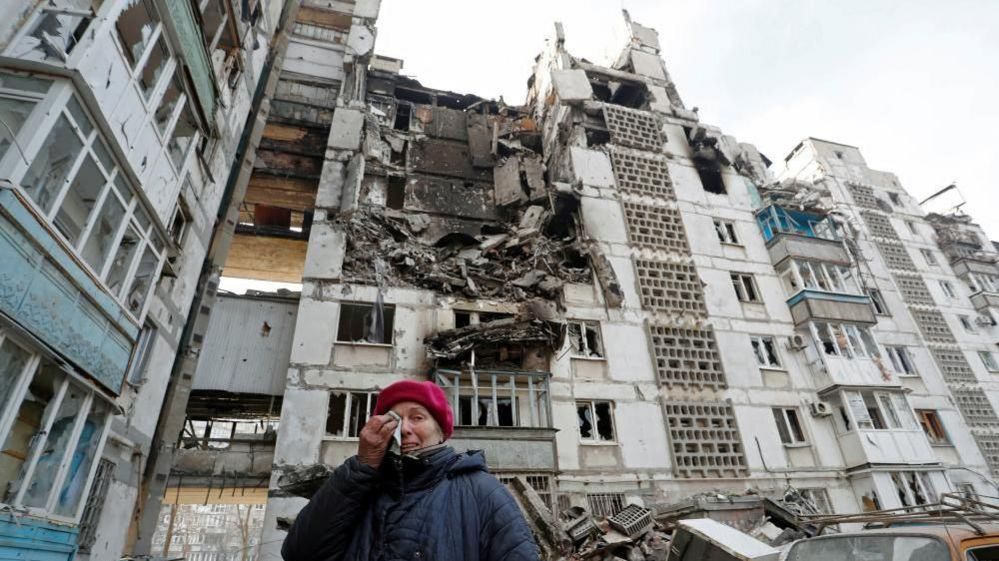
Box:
[391,401,444,453]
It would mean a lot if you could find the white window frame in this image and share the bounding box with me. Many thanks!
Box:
[939,280,956,299]
[567,320,604,359]
[731,272,761,303]
[750,335,782,369]
[713,219,740,245]
[783,259,860,295]
[3,2,105,66]
[772,407,808,445]
[920,248,938,267]
[0,78,166,324]
[810,322,880,361]
[324,390,378,440]
[800,488,832,514]
[0,329,113,523]
[885,346,917,377]
[979,351,999,372]
[868,288,889,315]
[576,400,616,443]
[959,315,976,333]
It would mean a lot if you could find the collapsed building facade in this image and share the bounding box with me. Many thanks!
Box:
[1,1,999,560]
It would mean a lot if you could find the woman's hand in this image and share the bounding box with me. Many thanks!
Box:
[358,414,399,468]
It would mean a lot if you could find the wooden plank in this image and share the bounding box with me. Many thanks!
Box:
[224,234,307,283]
[244,185,317,212]
[161,486,268,505]
[296,6,352,30]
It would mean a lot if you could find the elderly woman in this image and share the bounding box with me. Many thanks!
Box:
[282,379,540,561]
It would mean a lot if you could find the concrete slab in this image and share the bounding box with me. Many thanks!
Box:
[328,108,365,150]
[570,147,615,188]
[551,69,593,102]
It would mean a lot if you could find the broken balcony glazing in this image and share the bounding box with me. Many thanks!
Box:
[756,205,839,243]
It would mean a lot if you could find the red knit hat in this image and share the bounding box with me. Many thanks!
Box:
[374,380,454,439]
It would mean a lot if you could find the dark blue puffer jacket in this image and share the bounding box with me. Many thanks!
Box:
[281,447,540,561]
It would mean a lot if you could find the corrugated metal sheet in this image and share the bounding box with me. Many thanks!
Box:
[192,294,299,395]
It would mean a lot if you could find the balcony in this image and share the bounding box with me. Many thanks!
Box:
[970,291,999,313]
[810,353,898,392]
[826,389,938,468]
[435,368,557,472]
[788,290,876,326]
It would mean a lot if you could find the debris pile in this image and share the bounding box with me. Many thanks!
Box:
[338,205,591,301]
[425,315,562,360]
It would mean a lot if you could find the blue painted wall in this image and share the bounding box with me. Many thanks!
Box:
[0,515,78,561]
[0,190,137,395]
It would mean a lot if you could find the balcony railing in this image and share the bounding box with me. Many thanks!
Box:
[434,368,552,429]
[757,205,839,243]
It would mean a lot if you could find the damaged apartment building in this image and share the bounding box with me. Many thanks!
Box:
[152,5,999,560]
[4,1,999,560]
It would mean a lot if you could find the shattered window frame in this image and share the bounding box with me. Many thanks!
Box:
[772,407,807,445]
[809,322,880,361]
[336,302,396,345]
[730,272,760,303]
[713,219,740,245]
[885,345,917,377]
[3,80,166,323]
[979,351,999,372]
[5,1,104,65]
[567,320,605,359]
[575,400,616,443]
[915,409,950,445]
[324,391,378,439]
[749,335,782,369]
[0,328,113,524]
[799,488,832,514]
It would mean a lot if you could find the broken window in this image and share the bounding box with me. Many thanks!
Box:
[885,346,916,376]
[940,280,957,299]
[21,113,84,214]
[393,102,411,130]
[868,288,889,315]
[0,73,52,160]
[567,320,604,358]
[0,332,111,518]
[454,311,471,329]
[696,165,725,194]
[959,315,976,333]
[730,273,760,303]
[76,458,114,552]
[12,1,100,63]
[576,400,615,442]
[436,370,548,428]
[772,407,807,444]
[916,410,949,445]
[888,192,902,206]
[713,219,739,245]
[750,335,781,368]
[137,35,169,99]
[799,488,831,514]
[169,200,191,248]
[325,391,377,438]
[980,351,999,372]
[336,303,395,344]
[154,74,184,136]
[810,322,880,360]
[116,0,160,69]
[126,322,156,385]
[167,104,198,170]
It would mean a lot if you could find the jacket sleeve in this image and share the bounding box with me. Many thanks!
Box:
[477,476,542,561]
[281,455,379,561]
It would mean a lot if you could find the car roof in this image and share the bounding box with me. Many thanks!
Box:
[807,523,999,545]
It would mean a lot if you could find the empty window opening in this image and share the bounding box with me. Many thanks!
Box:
[386,176,406,209]
[576,400,615,442]
[916,410,949,445]
[393,102,411,130]
[454,311,471,329]
[169,201,190,248]
[714,219,739,245]
[799,488,832,514]
[772,407,807,444]
[811,322,880,360]
[888,192,902,206]
[843,390,916,431]
[696,165,726,194]
[459,396,516,427]
[567,321,604,358]
[731,273,760,303]
[750,335,781,368]
[325,391,377,438]
[116,0,160,69]
[337,302,395,344]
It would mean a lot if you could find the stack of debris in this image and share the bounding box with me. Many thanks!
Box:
[338,204,590,301]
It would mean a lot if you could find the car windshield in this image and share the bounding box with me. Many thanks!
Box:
[786,535,949,561]
[968,545,999,560]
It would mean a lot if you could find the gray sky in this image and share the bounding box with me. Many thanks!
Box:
[375,0,999,239]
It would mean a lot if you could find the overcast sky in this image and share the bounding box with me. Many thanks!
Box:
[374,0,999,239]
